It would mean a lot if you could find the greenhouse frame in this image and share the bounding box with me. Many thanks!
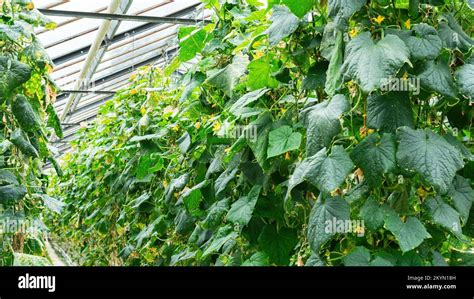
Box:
[0,1,473,292]
[35,0,209,156]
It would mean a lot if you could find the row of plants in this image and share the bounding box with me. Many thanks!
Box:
[0,0,62,266]
[48,0,473,266]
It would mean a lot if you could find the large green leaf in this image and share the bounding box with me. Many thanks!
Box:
[384,213,431,253]
[328,0,366,26]
[288,146,354,195]
[343,246,371,266]
[23,38,53,67]
[226,185,261,226]
[438,24,473,52]
[203,198,230,229]
[387,189,412,215]
[444,133,474,162]
[188,225,209,249]
[343,246,393,266]
[274,0,315,18]
[178,26,212,62]
[370,256,394,266]
[320,22,338,60]
[12,95,43,133]
[325,30,344,96]
[215,167,238,196]
[215,154,241,196]
[0,139,13,154]
[206,53,249,96]
[408,0,419,17]
[0,24,23,41]
[455,59,474,101]
[247,112,273,171]
[202,225,238,257]
[351,133,396,187]
[177,132,191,154]
[229,88,269,118]
[267,126,302,158]
[182,189,202,218]
[302,94,350,156]
[394,24,442,61]
[367,92,414,133]
[129,130,167,143]
[41,194,65,214]
[342,32,410,93]
[447,175,474,224]
[450,251,474,266]
[46,104,63,138]
[432,251,449,266]
[13,253,51,266]
[359,198,392,230]
[305,253,325,266]
[133,193,152,213]
[0,184,27,204]
[396,127,464,193]
[180,181,208,217]
[173,209,194,235]
[417,59,457,98]
[242,252,270,266]
[19,8,55,28]
[438,13,474,52]
[10,128,39,158]
[247,54,279,90]
[258,225,297,265]
[267,5,299,46]
[164,173,189,203]
[179,72,206,103]
[0,169,19,186]
[417,0,449,6]
[307,196,350,252]
[302,61,328,91]
[0,56,31,96]
[425,196,462,235]
[464,208,474,238]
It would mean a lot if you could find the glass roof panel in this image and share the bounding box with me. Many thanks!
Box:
[35,0,207,157]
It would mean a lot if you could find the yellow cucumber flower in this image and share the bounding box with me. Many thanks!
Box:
[213,121,221,132]
[404,19,411,29]
[372,15,385,25]
[349,27,359,38]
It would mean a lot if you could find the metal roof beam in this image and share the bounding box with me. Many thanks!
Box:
[58,48,178,114]
[59,0,134,123]
[60,90,116,95]
[38,9,212,25]
[51,3,203,66]
[74,47,178,97]
[54,48,177,133]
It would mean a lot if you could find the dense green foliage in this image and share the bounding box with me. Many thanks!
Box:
[0,0,61,266]
[49,0,473,266]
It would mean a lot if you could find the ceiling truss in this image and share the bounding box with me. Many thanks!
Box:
[39,8,212,25]
[34,0,207,158]
[58,0,134,123]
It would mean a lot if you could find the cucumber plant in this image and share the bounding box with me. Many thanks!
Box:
[0,0,62,266]
[49,0,473,266]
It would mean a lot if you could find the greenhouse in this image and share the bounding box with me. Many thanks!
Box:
[0,0,473,270]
